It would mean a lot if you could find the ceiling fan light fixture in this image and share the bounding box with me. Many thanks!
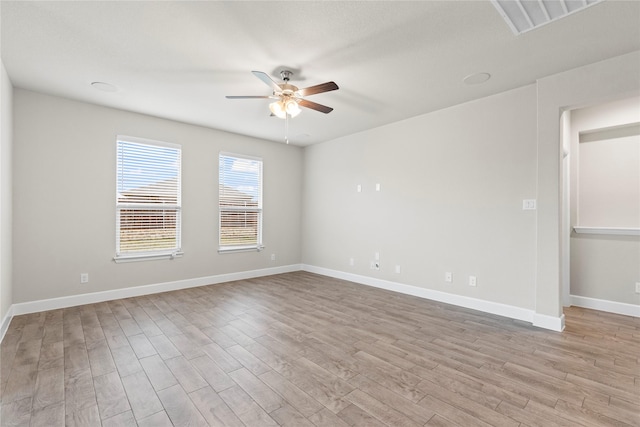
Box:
[228,70,337,131]
[269,99,301,119]
[269,100,286,118]
[285,99,301,117]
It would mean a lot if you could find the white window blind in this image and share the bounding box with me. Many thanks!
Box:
[219,153,263,251]
[116,136,182,261]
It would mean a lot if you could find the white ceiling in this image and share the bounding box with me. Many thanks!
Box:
[2,1,639,146]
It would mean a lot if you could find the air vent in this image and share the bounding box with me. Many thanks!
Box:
[491,0,604,35]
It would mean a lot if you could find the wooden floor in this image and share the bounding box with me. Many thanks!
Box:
[1,272,638,426]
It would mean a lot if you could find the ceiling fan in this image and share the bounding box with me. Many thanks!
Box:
[226,70,339,143]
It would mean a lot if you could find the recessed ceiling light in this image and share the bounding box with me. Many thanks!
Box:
[91,81,118,92]
[463,72,491,85]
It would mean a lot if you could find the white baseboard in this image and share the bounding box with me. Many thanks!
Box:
[301,264,564,332]
[533,312,565,331]
[9,264,302,318]
[2,263,574,343]
[1,305,15,342]
[570,294,640,317]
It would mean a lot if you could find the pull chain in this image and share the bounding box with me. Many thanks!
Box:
[285,112,290,144]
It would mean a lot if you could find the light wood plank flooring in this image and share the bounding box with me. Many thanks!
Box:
[1,271,638,426]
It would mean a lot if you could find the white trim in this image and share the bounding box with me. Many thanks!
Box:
[117,134,180,150]
[218,152,263,251]
[116,137,182,257]
[1,305,15,342]
[570,294,640,317]
[2,265,580,342]
[299,264,569,330]
[218,246,262,254]
[219,151,263,162]
[113,251,184,263]
[9,264,302,317]
[573,227,640,236]
[532,312,565,332]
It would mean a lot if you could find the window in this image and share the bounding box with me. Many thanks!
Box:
[115,136,182,262]
[219,153,263,252]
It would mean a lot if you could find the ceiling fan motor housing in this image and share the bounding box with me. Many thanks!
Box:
[280,70,294,81]
[279,84,299,97]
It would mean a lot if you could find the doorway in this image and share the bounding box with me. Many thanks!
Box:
[560,96,640,314]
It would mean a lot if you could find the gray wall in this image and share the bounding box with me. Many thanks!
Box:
[535,50,640,319]
[301,51,640,321]
[1,60,13,320]
[570,97,640,305]
[12,90,303,304]
[302,85,538,310]
[6,51,640,324]
[573,97,639,228]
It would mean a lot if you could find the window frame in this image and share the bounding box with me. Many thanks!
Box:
[218,152,263,253]
[114,135,183,263]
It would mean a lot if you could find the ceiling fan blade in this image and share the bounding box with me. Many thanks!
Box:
[298,99,334,114]
[252,71,281,92]
[297,81,339,97]
[225,95,273,99]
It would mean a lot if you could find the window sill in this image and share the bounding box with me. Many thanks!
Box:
[113,251,184,263]
[573,227,640,236]
[218,245,264,254]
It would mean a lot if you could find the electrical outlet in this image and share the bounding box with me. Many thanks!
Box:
[80,273,89,284]
[349,258,354,266]
[395,265,401,274]
[469,276,477,287]
[522,199,537,210]
[445,272,453,283]
[270,253,276,261]
[635,282,640,294]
